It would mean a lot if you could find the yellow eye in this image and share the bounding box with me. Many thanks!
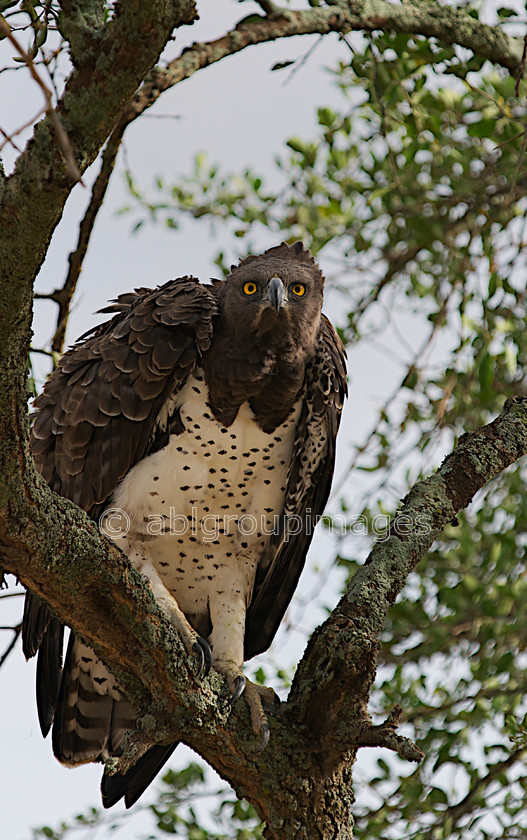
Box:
[291,283,306,297]
[243,282,258,295]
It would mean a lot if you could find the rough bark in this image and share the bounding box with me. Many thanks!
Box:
[3,398,527,838]
[2,3,527,838]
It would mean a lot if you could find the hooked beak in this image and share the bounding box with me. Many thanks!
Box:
[265,276,286,314]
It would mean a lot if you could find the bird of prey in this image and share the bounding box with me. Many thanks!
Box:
[22,241,347,809]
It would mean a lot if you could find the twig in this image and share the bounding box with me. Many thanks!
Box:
[0,623,21,669]
[0,105,46,154]
[354,705,424,762]
[0,14,82,182]
[51,124,125,354]
[0,125,22,153]
[420,748,526,840]
[515,34,527,96]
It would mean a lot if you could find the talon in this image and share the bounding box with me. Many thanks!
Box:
[230,674,246,704]
[192,637,212,677]
[258,723,270,751]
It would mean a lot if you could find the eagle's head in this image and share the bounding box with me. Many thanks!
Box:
[215,241,325,354]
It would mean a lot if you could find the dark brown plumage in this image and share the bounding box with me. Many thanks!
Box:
[22,241,347,809]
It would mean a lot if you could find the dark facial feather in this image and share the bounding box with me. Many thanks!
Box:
[203,243,325,431]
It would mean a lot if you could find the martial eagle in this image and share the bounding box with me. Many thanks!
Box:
[22,241,347,808]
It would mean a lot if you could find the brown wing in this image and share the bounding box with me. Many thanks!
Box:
[244,315,347,660]
[23,276,218,732]
[31,277,217,518]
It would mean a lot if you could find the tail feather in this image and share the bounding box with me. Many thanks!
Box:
[23,591,173,807]
[22,590,52,659]
[52,635,134,766]
[36,618,64,737]
[101,742,178,809]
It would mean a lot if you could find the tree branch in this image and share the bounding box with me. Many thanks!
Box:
[2,397,527,836]
[51,126,126,355]
[289,396,527,757]
[44,0,525,352]
[123,1,525,129]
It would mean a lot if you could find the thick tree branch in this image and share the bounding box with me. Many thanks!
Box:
[289,396,527,756]
[0,0,197,380]
[2,398,527,837]
[126,2,525,128]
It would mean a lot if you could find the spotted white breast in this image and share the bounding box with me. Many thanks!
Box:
[110,370,301,635]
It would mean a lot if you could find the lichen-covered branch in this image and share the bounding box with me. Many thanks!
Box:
[126,1,525,130]
[2,397,527,838]
[290,397,527,761]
